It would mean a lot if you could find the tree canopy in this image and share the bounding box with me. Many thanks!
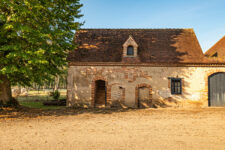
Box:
[0,0,83,102]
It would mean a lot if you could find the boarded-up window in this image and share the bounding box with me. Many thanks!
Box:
[111,86,123,101]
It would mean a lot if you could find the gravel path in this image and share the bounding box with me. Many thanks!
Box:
[1,108,225,150]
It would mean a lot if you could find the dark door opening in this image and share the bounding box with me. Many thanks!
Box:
[209,72,225,106]
[95,80,106,107]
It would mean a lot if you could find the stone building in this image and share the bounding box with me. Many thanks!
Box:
[67,29,225,108]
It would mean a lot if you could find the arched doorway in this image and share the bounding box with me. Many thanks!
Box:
[136,84,152,108]
[95,80,107,107]
[208,72,225,106]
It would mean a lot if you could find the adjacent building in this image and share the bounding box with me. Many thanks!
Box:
[205,36,225,58]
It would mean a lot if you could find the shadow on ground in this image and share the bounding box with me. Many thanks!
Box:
[0,98,180,119]
[0,106,139,119]
[1,106,225,120]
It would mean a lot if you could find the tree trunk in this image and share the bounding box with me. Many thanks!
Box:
[0,75,12,103]
[54,75,60,91]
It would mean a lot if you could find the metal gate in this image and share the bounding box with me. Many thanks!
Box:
[208,72,225,106]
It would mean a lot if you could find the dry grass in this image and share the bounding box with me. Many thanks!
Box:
[1,107,225,150]
[17,89,67,101]
[27,90,67,96]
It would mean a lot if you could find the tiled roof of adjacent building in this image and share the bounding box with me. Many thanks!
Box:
[205,36,225,58]
[68,28,206,63]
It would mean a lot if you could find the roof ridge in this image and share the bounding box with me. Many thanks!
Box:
[79,28,193,30]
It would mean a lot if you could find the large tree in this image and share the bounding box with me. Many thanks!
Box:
[0,0,83,103]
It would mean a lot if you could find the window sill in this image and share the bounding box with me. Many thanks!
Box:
[123,56,136,58]
[171,93,182,95]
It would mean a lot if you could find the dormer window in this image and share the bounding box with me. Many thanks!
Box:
[212,52,218,57]
[127,46,134,56]
[123,35,138,57]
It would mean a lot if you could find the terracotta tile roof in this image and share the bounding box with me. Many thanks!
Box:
[68,28,205,63]
[205,36,225,58]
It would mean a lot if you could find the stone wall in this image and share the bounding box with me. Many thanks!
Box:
[67,65,225,108]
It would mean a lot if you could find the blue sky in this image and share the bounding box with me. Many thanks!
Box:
[79,0,225,52]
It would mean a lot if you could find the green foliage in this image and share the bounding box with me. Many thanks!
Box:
[6,98,19,107]
[0,0,83,86]
[0,100,3,107]
[50,90,60,100]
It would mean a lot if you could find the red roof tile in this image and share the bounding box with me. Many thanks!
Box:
[68,29,205,63]
[205,36,225,58]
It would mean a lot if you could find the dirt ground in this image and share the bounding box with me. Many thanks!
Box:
[1,107,225,150]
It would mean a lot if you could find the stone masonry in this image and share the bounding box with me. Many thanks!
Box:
[67,65,225,108]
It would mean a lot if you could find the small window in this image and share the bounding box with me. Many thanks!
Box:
[212,52,218,57]
[127,46,134,56]
[171,78,182,94]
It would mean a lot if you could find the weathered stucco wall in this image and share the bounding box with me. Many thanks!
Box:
[67,66,225,108]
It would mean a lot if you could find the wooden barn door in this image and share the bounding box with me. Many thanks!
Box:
[95,80,106,107]
[209,73,225,106]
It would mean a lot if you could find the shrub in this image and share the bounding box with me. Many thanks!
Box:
[0,100,3,107]
[50,90,60,100]
[5,98,19,108]
[0,98,19,108]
